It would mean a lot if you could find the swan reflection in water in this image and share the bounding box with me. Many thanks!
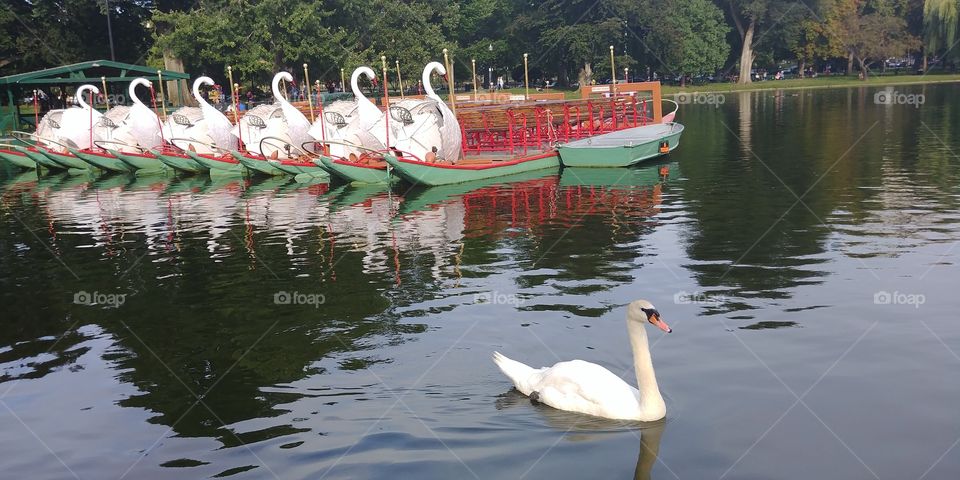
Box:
[496,389,667,479]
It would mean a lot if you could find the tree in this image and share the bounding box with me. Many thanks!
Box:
[645,0,730,85]
[924,0,959,63]
[821,0,919,78]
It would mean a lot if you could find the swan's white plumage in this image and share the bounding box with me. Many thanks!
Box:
[421,62,462,162]
[307,67,384,158]
[307,100,357,157]
[114,78,163,151]
[162,76,237,154]
[367,62,461,162]
[53,84,102,150]
[493,299,668,421]
[232,72,310,158]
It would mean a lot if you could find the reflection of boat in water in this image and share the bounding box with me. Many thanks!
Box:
[327,184,391,212]
[241,176,292,197]
[560,161,678,187]
[399,169,560,215]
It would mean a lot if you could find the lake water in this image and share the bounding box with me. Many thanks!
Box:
[1,84,959,479]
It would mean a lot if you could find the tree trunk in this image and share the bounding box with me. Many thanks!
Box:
[858,57,868,80]
[162,51,192,107]
[798,59,805,79]
[846,52,854,76]
[737,19,756,84]
[922,54,928,73]
[578,62,593,88]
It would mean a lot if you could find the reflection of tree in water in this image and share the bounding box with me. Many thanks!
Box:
[678,92,857,305]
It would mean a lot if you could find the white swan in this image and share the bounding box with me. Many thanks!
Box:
[232,72,310,158]
[308,66,384,158]
[371,62,462,162]
[111,78,163,151]
[493,299,671,421]
[52,84,103,150]
[162,76,238,154]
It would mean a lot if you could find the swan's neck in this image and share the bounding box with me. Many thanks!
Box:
[627,319,665,416]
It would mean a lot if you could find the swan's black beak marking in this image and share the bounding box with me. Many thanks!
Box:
[642,308,672,333]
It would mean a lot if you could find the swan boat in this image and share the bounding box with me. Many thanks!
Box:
[230,71,316,176]
[316,62,461,185]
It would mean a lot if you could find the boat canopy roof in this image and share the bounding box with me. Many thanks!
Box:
[0,60,189,87]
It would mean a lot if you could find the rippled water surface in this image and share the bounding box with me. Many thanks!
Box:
[2,85,959,479]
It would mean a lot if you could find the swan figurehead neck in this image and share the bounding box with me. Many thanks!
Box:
[628,299,671,333]
[193,76,215,108]
[75,84,99,111]
[422,61,445,102]
[350,67,376,99]
[271,71,294,106]
[128,78,152,108]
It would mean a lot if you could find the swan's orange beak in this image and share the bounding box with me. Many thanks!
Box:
[650,313,672,333]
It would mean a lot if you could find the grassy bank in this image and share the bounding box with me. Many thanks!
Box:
[494,73,960,99]
[661,73,960,94]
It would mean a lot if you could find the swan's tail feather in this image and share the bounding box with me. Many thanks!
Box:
[492,351,537,395]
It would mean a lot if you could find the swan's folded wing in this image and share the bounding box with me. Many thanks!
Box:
[534,360,639,416]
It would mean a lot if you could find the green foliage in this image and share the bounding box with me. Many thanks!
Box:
[924,0,959,57]
[644,0,730,76]
[0,0,931,86]
[1,0,151,77]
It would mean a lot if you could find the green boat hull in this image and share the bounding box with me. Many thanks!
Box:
[18,147,69,171]
[110,149,165,171]
[49,149,97,170]
[270,159,330,179]
[0,149,37,169]
[383,151,560,186]
[557,123,684,168]
[187,151,245,174]
[69,148,131,172]
[156,151,206,174]
[318,156,393,184]
[232,151,285,176]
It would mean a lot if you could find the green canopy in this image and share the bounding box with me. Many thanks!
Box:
[1,59,190,133]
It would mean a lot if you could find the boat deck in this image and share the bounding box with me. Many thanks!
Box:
[562,123,681,148]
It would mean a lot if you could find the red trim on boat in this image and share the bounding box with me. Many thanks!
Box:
[198,153,239,164]
[79,148,118,158]
[330,158,385,171]
[0,148,27,156]
[33,146,77,157]
[279,159,317,167]
[119,150,157,159]
[236,151,268,161]
[390,150,558,170]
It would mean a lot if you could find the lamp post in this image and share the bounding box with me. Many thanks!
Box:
[471,58,477,101]
[488,43,494,91]
[340,68,345,92]
[523,53,529,100]
[395,60,404,98]
[303,63,314,122]
[105,0,115,61]
[609,45,616,96]
[624,67,629,85]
